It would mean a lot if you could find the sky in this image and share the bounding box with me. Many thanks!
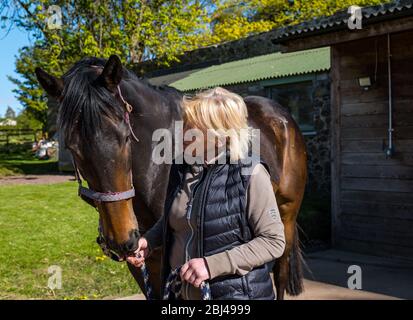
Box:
[0,27,31,117]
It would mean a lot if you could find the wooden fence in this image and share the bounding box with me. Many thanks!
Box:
[0,129,42,147]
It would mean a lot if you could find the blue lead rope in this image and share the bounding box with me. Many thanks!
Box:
[140,262,211,300]
[140,262,153,299]
[97,228,211,300]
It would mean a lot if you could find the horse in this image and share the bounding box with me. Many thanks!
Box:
[35,55,307,300]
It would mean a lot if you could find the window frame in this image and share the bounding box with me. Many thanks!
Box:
[260,74,317,136]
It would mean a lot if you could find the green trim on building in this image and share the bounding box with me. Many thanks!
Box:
[170,47,330,91]
[258,73,317,87]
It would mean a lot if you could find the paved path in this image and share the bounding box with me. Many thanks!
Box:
[117,249,413,300]
[304,249,413,299]
[287,279,398,300]
[118,278,398,300]
[0,174,75,186]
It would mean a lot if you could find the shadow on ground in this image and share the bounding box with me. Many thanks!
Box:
[0,142,59,177]
[303,249,413,300]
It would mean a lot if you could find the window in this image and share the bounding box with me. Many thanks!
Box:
[266,81,315,133]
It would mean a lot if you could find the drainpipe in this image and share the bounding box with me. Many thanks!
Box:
[385,33,394,158]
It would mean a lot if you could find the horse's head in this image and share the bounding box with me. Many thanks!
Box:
[35,55,139,260]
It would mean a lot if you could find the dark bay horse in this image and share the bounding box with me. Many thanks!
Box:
[35,55,307,300]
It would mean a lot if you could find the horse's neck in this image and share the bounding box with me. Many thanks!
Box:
[128,81,181,226]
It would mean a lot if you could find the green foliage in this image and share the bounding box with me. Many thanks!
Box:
[2,0,213,126]
[7,45,52,126]
[210,0,388,42]
[15,109,43,130]
[1,0,389,127]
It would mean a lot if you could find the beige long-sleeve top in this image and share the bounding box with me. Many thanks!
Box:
[144,163,285,299]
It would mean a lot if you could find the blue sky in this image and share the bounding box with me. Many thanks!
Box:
[0,27,31,117]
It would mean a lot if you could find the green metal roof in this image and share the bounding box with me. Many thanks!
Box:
[170,47,330,91]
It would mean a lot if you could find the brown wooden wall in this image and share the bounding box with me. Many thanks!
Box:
[331,30,413,259]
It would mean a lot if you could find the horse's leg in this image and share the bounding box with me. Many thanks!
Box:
[273,210,295,300]
[273,200,304,300]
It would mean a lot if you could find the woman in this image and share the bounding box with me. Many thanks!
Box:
[127,87,285,300]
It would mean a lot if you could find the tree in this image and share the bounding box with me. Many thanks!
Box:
[210,0,388,42]
[4,106,16,119]
[1,0,388,127]
[1,0,215,126]
[16,109,43,130]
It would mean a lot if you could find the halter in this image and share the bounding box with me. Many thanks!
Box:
[73,161,135,205]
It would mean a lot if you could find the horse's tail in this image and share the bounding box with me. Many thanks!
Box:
[286,224,305,296]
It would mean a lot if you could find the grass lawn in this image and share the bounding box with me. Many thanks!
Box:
[0,159,59,176]
[0,182,139,300]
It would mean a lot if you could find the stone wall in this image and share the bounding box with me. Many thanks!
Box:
[135,32,283,77]
[304,74,331,196]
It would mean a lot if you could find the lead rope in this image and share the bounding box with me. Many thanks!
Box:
[141,263,211,300]
[117,85,139,143]
[140,261,154,299]
[139,260,211,300]
[162,266,211,300]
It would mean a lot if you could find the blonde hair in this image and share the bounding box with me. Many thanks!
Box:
[182,87,251,161]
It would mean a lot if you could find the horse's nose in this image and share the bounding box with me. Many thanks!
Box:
[121,229,139,254]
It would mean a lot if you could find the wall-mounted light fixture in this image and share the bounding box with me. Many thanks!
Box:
[358,76,372,90]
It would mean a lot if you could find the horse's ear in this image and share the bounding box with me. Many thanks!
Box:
[35,67,64,98]
[99,55,123,92]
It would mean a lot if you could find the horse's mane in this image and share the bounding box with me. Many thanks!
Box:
[58,57,180,144]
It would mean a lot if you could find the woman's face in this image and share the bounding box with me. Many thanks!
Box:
[183,122,207,159]
[183,122,225,162]
[183,123,206,151]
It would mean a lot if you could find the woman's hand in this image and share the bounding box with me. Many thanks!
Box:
[180,258,210,288]
[126,237,149,268]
